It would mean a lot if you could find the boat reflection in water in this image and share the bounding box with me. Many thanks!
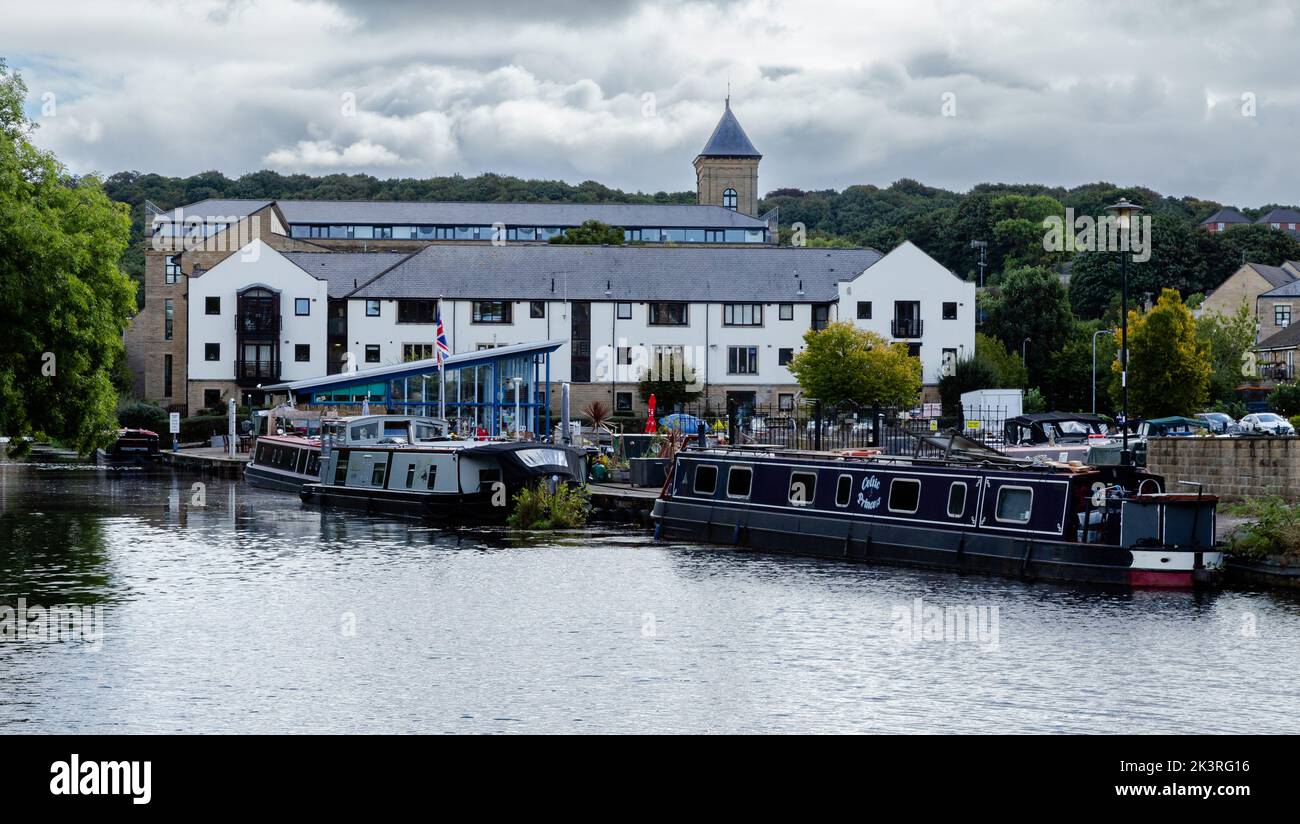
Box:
[653,429,1222,589]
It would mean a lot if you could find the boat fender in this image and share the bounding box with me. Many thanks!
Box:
[653,521,662,541]
[1020,540,1034,578]
[842,532,852,558]
[732,521,743,546]
[956,533,966,562]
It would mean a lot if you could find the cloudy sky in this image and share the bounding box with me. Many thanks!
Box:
[4,0,1299,204]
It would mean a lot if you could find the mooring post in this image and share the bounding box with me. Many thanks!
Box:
[814,399,823,452]
[561,382,571,445]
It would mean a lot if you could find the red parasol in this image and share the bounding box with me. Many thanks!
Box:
[645,393,657,433]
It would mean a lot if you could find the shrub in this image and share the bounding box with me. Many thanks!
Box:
[1226,497,1300,562]
[117,401,167,432]
[1268,382,1300,418]
[507,482,591,530]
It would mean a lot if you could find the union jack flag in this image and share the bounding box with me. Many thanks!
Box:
[435,304,450,365]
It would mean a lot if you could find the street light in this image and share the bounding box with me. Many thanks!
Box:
[1091,328,1114,416]
[1105,197,1143,465]
[1021,337,1031,381]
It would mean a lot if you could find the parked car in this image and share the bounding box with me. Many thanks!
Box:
[1195,412,1238,434]
[1238,412,1296,436]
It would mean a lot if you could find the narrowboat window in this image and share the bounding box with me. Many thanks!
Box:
[888,478,921,514]
[693,464,718,495]
[726,466,752,499]
[334,453,349,484]
[789,471,817,506]
[371,462,386,487]
[835,474,853,508]
[995,486,1033,524]
[306,454,320,477]
[296,448,308,474]
[405,464,416,489]
[947,482,967,518]
[426,465,438,490]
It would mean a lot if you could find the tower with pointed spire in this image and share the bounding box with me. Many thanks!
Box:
[694,96,761,217]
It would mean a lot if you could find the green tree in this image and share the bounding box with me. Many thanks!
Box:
[936,355,999,418]
[1043,319,1114,414]
[0,61,136,455]
[637,364,702,411]
[1267,383,1300,418]
[982,267,1072,388]
[974,332,1029,387]
[787,322,921,408]
[548,219,624,245]
[1110,289,1210,418]
[1197,300,1256,407]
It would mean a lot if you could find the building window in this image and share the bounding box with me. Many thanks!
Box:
[723,303,763,326]
[617,346,632,365]
[1276,305,1292,328]
[727,346,758,374]
[615,391,633,412]
[812,304,830,331]
[364,345,381,363]
[295,344,310,362]
[943,302,958,320]
[650,345,686,381]
[204,343,220,362]
[778,348,794,366]
[942,348,958,377]
[779,303,794,321]
[723,188,738,210]
[616,302,632,320]
[856,301,872,320]
[648,302,688,326]
[164,256,181,284]
[778,393,794,410]
[397,300,437,324]
[402,343,433,361]
[530,301,545,319]
[907,343,921,359]
[164,298,174,340]
[471,301,512,324]
[366,300,381,317]
[163,354,172,397]
[295,298,311,316]
[203,388,221,409]
[205,296,221,315]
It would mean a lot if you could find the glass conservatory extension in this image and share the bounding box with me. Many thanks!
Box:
[268,340,562,438]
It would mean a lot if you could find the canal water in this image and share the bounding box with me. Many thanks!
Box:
[2,460,1297,734]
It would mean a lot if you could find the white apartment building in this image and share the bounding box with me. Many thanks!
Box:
[185,239,974,414]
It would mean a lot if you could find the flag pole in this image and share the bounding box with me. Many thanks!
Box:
[438,297,446,422]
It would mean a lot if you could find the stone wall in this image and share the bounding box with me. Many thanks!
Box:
[1147,436,1300,501]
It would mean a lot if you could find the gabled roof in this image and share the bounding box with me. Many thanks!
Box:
[1200,207,1250,225]
[1260,277,1300,298]
[1257,207,1300,225]
[1255,322,1300,352]
[1248,262,1298,289]
[283,251,413,299]
[349,244,883,302]
[697,99,761,158]
[155,198,273,223]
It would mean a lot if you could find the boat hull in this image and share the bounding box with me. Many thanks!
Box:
[300,482,509,521]
[244,462,316,492]
[652,497,1220,589]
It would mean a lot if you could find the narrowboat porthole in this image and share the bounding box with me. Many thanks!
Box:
[835,474,853,508]
[995,486,1033,524]
[947,482,967,518]
[726,466,752,499]
[789,471,817,506]
[694,464,718,495]
[888,478,921,514]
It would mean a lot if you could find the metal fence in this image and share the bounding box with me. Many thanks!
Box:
[659,403,1011,456]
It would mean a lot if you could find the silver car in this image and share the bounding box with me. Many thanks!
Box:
[1238,412,1296,436]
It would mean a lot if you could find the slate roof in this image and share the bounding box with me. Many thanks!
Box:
[697,99,761,158]
[156,198,768,229]
[1260,277,1300,298]
[1249,263,1298,289]
[1200,207,1250,225]
[1257,207,1300,225]
[284,252,413,298]
[350,245,884,302]
[1255,322,1300,351]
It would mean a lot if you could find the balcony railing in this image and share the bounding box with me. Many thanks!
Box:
[891,318,924,338]
[236,314,280,335]
[235,359,281,383]
[1259,363,1293,382]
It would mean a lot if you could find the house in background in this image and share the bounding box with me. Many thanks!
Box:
[1199,207,1251,233]
[1199,261,1298,323]
[1254,323,1300,383]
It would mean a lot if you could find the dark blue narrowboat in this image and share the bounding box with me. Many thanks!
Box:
[651,433,1223,588]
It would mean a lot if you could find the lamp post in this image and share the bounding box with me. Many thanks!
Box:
[1021,337,1031,383]
[1105,198,1143,465]
[1091,328,1114,416]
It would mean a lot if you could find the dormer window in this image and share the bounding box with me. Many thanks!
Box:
[723,188,738,211]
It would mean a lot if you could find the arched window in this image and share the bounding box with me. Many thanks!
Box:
[723,188,738,210]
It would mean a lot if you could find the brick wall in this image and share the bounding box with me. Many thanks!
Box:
[1147,436,1300,501]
